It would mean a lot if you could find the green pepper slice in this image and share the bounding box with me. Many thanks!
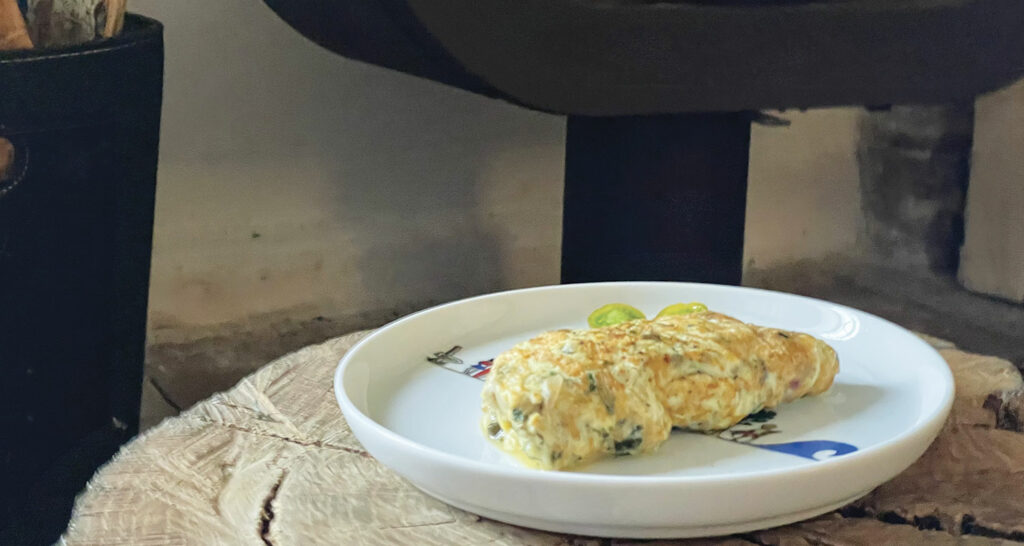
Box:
[655,302,709,317]
[587,303,646,328]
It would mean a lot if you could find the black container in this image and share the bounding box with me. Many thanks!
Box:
[0,15,163,543]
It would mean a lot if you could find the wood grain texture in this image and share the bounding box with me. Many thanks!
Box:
[62,331,1024,545]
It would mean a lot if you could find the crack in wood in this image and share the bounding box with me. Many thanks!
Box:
[984,389,1024,432]
[217,401,277,421]
[191,415,371,457]
[839,504,1024,542]
[259,470,288,546]
[380,519,457,531]
[875,511,947,532]
[961,515,1024,542]
[911,515,942,531]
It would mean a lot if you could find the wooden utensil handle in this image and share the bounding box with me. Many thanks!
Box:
[0,0,32,50]
[103,0,126,38]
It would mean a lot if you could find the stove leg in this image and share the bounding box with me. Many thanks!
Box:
[561,113,751,285]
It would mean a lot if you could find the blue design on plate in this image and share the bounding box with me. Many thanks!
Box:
[713,409,859,461]
[752,440,859,460]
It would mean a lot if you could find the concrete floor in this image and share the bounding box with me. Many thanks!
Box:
[745,255,1024,368]
[141,311,368,430]
[141,254,1024,430]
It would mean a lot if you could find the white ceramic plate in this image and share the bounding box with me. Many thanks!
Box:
[335,282,953,538]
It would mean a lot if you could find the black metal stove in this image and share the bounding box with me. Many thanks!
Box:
[264,0,1024,284]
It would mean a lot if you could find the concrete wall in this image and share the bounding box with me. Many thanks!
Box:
[960,80,1024,302]
[134,0,862,336]
[746,109,862,269]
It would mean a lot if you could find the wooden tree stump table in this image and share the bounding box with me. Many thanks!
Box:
[63,331,1024,545]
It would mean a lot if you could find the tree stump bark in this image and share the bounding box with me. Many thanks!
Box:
[62,331,1024,545]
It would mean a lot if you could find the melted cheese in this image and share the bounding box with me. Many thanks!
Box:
[480,312,839,470]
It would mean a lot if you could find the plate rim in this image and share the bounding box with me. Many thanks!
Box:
[335,281,955,486]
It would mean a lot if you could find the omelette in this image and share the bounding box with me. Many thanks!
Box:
[480,311,839,470]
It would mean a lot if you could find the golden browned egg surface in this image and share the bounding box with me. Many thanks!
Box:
[480,312,839,470]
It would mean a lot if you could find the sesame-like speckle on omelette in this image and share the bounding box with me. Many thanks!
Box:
[480,311,839,470]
